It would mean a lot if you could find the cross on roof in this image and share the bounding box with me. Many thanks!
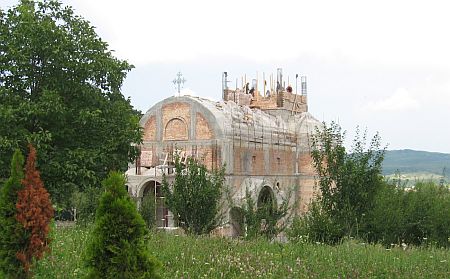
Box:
[173,72,186,96]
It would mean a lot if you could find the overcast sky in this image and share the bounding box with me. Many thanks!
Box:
[3,0,450,153]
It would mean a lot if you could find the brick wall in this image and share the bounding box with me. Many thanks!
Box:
[196,112,213,140]
[197,145,220,170]
[269,149,294,175]
[232,146,295,176]
[143,115,157,141]
[233,147,243,174]
[298,177,317,213]
[298,152,315,176]
[251,148,265,175]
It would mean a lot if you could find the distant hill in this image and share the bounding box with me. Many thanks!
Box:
[383,149,450,177]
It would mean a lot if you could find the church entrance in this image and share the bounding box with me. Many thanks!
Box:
[257,186,275,211]
[257,186,276,232]
[142,180,171,228]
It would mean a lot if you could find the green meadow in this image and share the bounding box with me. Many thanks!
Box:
[33,225,450,278]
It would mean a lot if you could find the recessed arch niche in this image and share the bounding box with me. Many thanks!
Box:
[164,117,188,140]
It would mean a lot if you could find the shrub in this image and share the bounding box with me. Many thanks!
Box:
[162,157,225,235]
[15,144,54,276]
[241,188,291,240]
[364,182,406,245]
[366,181,450,247]
[0,149,27,278]
[402,182,450,246]
[288,201,344,244]
[85,171,160,278]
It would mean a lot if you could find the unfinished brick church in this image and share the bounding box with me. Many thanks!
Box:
[126,69,321,235]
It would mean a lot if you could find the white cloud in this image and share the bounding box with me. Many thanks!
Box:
[179,88,217,102]
[3,0,450,67]
[363,88,420,112]
[3,0,450,153]
[51,0,450,67]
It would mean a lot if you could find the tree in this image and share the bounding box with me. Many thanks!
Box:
[85,171,160,279]
[0,0,141,207]
[0,149,27,278]
[162,157,225,235]
[310,122,385,239]
[15,144,54,276]
[139,192,156,229]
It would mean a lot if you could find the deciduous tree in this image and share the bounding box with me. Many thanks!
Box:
[162,157,225,235]
[310,122,385,239]
[0,0,141,207]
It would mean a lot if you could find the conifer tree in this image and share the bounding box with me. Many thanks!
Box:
[15,144,54,275]
[0,149,27,278]
[85,171,160,279]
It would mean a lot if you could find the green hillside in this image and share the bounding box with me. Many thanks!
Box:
[383,149,450,177]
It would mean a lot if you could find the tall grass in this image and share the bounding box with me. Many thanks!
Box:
[33,225,91,278]
[33,226,450,278]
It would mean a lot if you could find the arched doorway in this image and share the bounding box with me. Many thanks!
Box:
[257,186,276,212]
[257,186,276,234]
[229,207,244,237]
[141,180,171,227]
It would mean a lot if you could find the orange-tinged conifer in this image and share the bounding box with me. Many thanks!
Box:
[15,144,54,275]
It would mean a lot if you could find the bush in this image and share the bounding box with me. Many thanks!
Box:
[240,188,291,240]
[366,181,450,247]
[288,201,345,245]
[85,171,160,278]
[403,182,450,246]
[0,149,27,278]
[364,182,406,245]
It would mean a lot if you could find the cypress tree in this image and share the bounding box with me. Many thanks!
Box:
[0,149,27,278]
[85,171,160,279]
[15,144,54,276]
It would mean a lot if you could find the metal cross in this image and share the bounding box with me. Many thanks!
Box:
[173,72,186,96]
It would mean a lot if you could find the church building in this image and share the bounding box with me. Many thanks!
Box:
[125,69,321,236]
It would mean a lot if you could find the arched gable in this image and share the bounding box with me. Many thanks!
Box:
[140,96,226,141]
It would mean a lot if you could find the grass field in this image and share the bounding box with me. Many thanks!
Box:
[32,226,450,278]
